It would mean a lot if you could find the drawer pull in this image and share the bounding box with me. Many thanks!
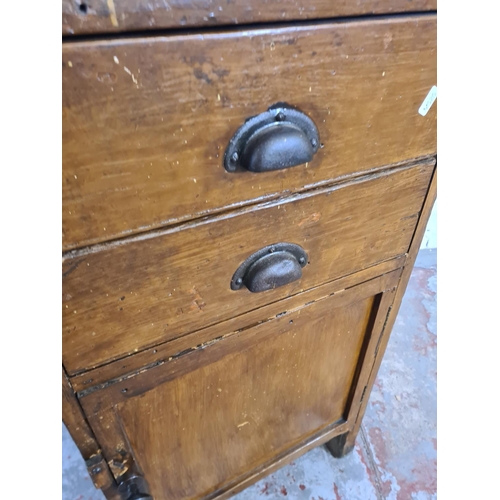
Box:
[231,243,308,293]
[224,104,320,173]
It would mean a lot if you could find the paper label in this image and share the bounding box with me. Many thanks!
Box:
[418,86,437,116]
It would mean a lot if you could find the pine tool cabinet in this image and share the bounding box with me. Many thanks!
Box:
[62,1,437,498]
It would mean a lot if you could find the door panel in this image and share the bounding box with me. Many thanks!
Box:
[79,270,400,499]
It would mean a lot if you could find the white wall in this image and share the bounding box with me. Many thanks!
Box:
[420,201,437,249]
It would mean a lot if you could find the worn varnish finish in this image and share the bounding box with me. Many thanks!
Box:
[62,367,100,459]
[63,369,121,499]
[325,164,438,458]
[62,0,437,36]
[62,16,436,249]
[76,271,401,408]
[78,271,400,500]
[63,160,433,375]
[70,255,406,393]
[62,2,437,497]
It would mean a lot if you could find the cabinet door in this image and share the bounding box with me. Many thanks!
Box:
[78,270,400,500]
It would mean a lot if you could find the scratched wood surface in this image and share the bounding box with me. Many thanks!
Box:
[62,15,437,249]
[78,272,398,500]
[327,162,438,457]
[62,367,100,459]
[62,0,437,36]
[62,160,433,375]
[70,255,405,393]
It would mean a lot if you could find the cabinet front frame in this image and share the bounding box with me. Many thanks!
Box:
[76,269,401,498]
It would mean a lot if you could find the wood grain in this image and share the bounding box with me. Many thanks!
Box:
[63,161,433,375]
[69,255,405,392]
[79,272,399,500]
[208,419,351,500]
[62,0,437,36]
[62,369,123,500]
[89,408,351,500]
[62,367,100,458]
[62,16,437,249]
[327,162,437,456]
[78,270,400,412]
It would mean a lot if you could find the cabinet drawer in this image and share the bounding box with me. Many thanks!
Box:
[78,270,400,500]
[62,159,434,375]
[62,15,436,249]
[63,0,437,36]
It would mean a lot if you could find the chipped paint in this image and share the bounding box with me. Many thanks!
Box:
[297,212,321,227]
[188,285,206,312]
[106,0,119,27]
[123,66,139,86]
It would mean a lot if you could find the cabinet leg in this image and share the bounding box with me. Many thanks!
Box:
[325,430,357,458]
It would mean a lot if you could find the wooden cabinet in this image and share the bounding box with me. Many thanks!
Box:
[78,271,399,500]
[62,2,437,499]
[63,161,433,374]
[62,0,437,35]
[62,16,436,249]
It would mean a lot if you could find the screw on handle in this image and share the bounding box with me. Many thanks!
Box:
[231,243,308,293]
[224,104,320,173]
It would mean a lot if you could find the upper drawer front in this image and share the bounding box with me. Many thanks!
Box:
[63,0,436,35]
[62,159,434,375]
[62,16,436,249]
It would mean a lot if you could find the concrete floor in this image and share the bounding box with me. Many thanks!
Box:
[63,248,436,500]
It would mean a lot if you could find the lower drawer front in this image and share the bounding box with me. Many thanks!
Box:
[62,159,434,374]
[79,271,399,500]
